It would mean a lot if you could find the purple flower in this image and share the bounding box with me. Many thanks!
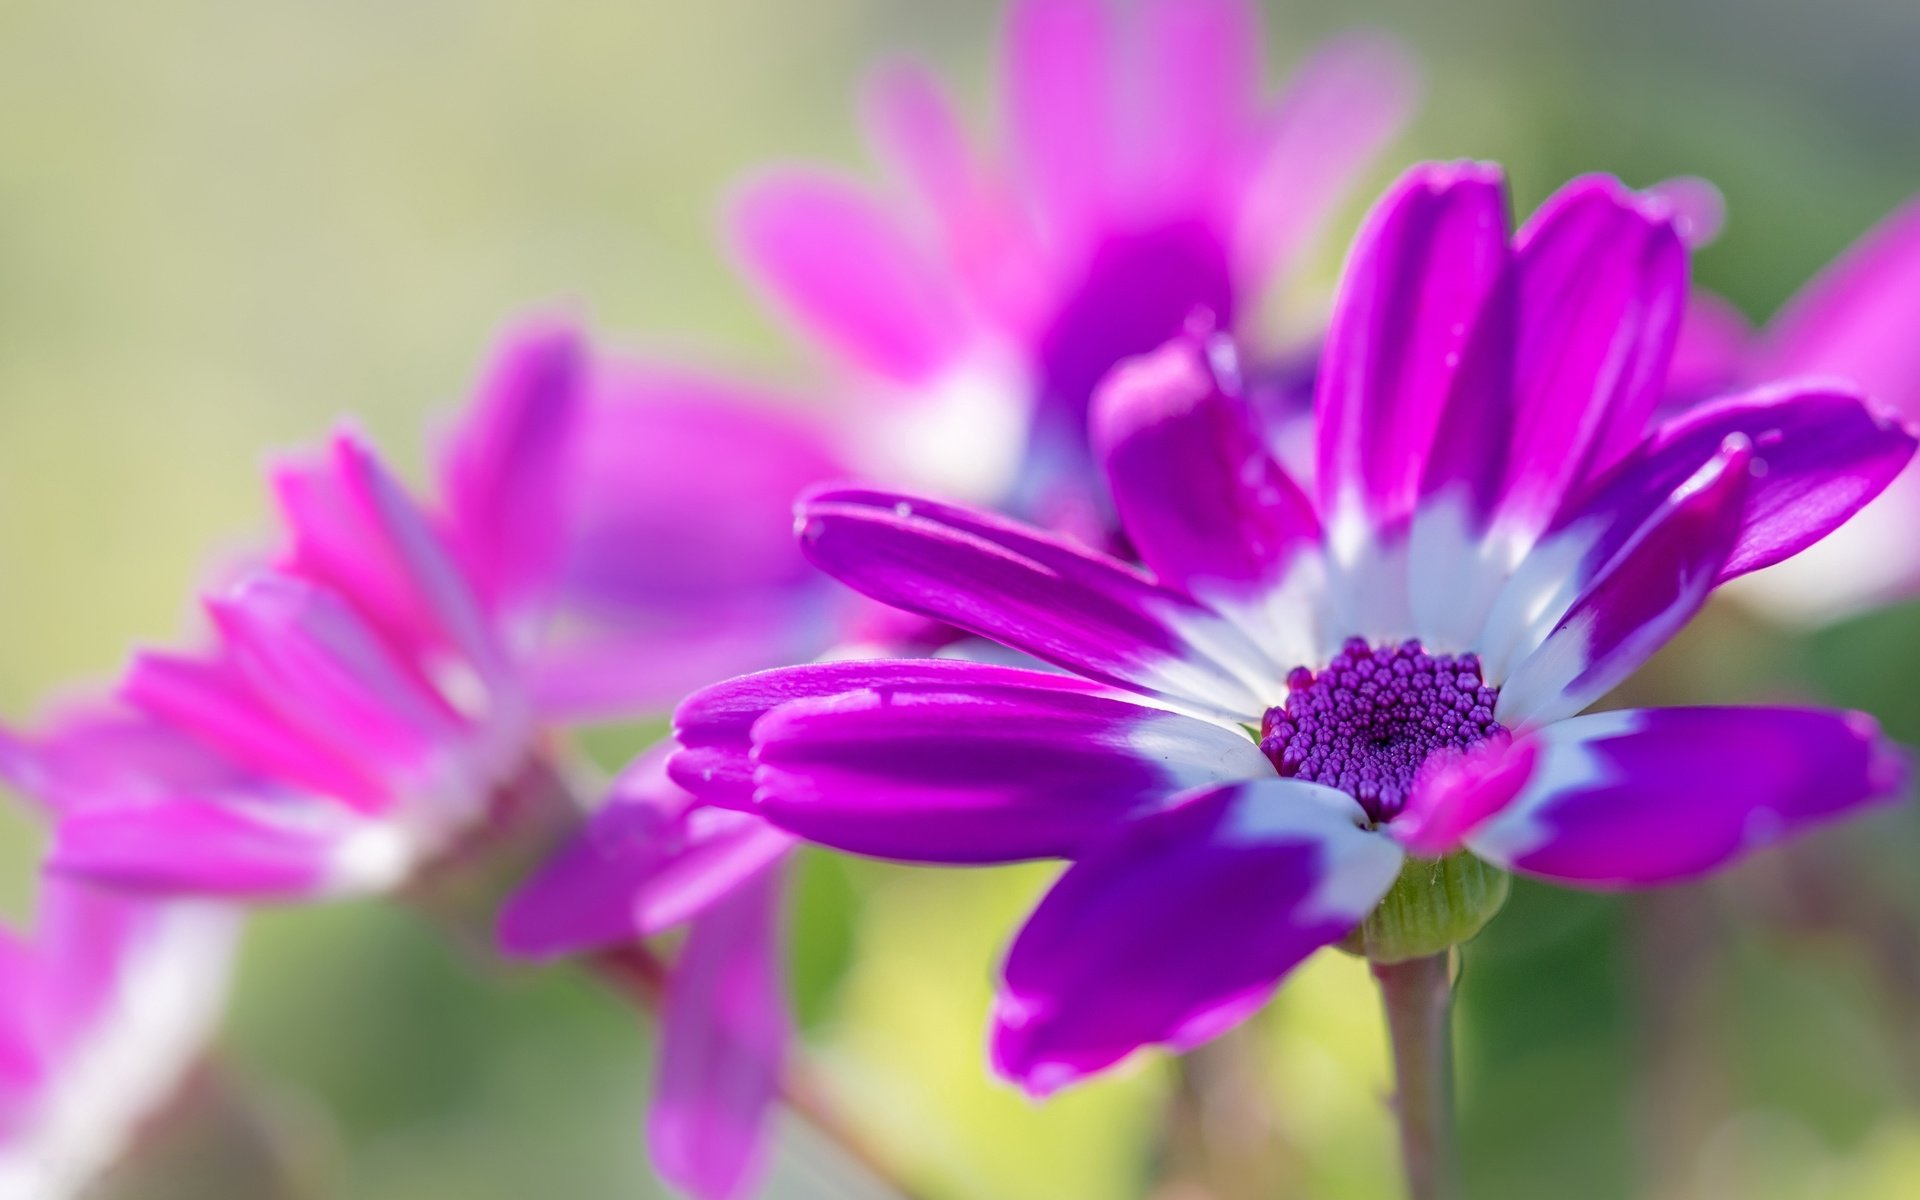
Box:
[0,722,235,1199]
[671,163,1917,1097]
[2,319,837,1199]
[732,0,1415,530]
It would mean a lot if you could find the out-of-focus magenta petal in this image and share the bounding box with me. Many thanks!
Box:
[1130,0,1260,205]
[990,779,1401,1096]
[1004,0,1116,240]
[209,574,466,777]
[648,866,790,1200]
[121,652,389,812]
[1468,707,1910,887]
[730,169,968,383]
[438,316,585,616]
[1666,291,1754,406]
[559,366,846,625]
[51,801,406,899]
[1231,32,1420,283]
[1762,196,1920,420]
[498,746,793,959]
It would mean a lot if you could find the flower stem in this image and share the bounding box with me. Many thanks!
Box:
[1372,951,1460,1200]
[592,944,925,1200]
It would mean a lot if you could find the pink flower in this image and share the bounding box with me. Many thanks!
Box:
[4,319,841,1199]
[732,0,1416,531]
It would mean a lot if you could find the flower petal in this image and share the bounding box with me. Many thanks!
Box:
[752,680,1268,863]
[1132,0,1260,202]
[498,746,793,959]
[1494,440,1750,727]
[730,169,965,383]
[437,316,584,615]
[991,779,1402,1095]
[649,866,790,1200]
[1232,33,1420,283]
[1315,162,1511,634]
[51,801,410,899]
[1466,707,1910,887]
[796,488,1281,717]
[1494,177,1687,544]
[1761,195,1920,418]
[1092,333,1321,658]
[1004,0,1115,240]
[671,658,1107,806]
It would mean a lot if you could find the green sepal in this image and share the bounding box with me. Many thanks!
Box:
[1340,850,1510,964]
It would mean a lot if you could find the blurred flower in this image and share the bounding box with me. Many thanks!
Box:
[670,163,1916,1097]
[1697,196,1920,623]
[0,722,235,1200]
[1,318,849,1199]
[731,0,1415,535]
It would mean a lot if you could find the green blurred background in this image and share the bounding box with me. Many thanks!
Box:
[2,0,1919,1197]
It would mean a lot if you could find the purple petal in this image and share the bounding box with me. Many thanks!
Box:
[1316,162,1511,546]
[1392,734,1540,857]
[1132,0,1260,200]
[208,574,465,776]
[1666,291,1754,405]
[1496,440,1750,727]
[1004,0,1115,239]
[437,316,584,615]
[1092,333,1321,652]
[1762,195,1920,420]
[730,169,965,382]
[498,746,793,959]
[1231,33,1421,283]
[672,658,1109,806]
[991,779,1402,1095]
[121,652,388,811]
[51,801,407,899]
[752,679,1268,863]
[1468,707,1910,887]
[649,866,790,1200]
[796,488,1280,717]
[1496,177,1687,543]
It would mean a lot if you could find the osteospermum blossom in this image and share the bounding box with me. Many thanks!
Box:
[733,0,1414,527]
[671,163,1917,1094]
[0,723,234,1200]
[2,320,831,1200]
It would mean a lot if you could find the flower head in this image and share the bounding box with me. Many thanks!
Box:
[733,0,1415,528]
[672,163,1917,1095]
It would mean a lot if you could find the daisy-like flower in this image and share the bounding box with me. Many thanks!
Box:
[2,319,836,1200]
[1698,196,1920,623]
[733,0,1415,528]
[671,163,1917,1096]
[0,722,235,1200]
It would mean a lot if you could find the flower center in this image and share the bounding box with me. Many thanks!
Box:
[1260,638,1503,823]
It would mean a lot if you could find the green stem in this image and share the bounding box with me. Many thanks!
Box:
[1372,952,1460,1200]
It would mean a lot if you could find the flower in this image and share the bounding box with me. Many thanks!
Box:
[0,721,235,1200]
[1693,196,1920,623]
[2,318,837,1199]
[669,163,1917,1096]
[731,0,1415,531]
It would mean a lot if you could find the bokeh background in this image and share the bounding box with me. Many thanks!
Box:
[3,0,1919,1197]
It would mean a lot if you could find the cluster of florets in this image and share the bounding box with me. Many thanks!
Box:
[1260,637,1504,821]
